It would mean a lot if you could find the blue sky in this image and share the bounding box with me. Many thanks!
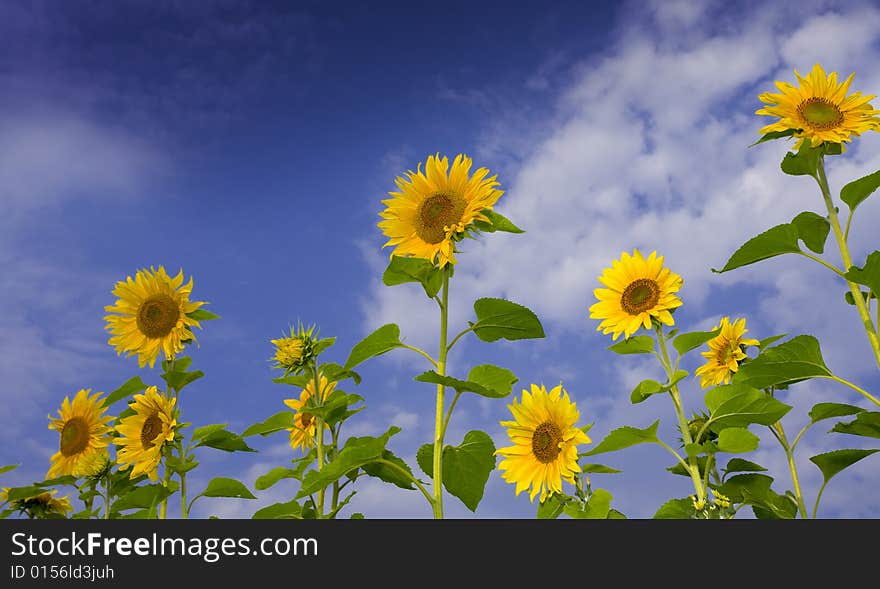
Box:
[3,0,880,519]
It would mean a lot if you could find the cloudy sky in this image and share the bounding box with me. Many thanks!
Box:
[2,0,880,519]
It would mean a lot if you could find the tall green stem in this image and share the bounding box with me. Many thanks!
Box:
[816,156,880,369]
[180,471,188,519]
[104,473,111,520]
[432,270,451,519]
[312,363,326,518]
[655,325,706,505]
[770,421,808,518]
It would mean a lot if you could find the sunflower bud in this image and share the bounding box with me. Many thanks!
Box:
[271,323,323,375]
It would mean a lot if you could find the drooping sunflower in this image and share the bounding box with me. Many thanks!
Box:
[114,386,177,481]
[496,383,591,503]
[2,489,73,519]
[283,372,335,453]
[104,266,206,369]
[47,389,113,479]
[694,317,759,388]
[589,249,683,340]
[756,63,880,150]
[378,153,504,268]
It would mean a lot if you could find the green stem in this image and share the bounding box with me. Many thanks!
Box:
[828,374,880,408]
[440,392,462,441]
[432,269,451,519]
[446,326,474,353]
[770,421,809,518]
[180,471,188,519]
[104,474,111,520]
[331,428,340,513]
[816,156,880,369]
[654,324,706,505]
[159,460,170,519]
[377,459,435,507]
[796,251,846,278]
[813,481,829,519]
[399,343,438,368]
[312,363,326,518]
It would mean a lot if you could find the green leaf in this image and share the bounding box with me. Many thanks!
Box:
[653,498,696,519]
[723,458,768,476]
[0,464,19,476]
[187,309,221,321]
[667,456,708,478]
[704,385,791,430]
[580,463,622,474]
[4,486,48,502]
[536,494,567,519]
[581,421,660,456]
[112,484,171,512]
[607,509,627,519]
[343,324,403,369]
[414,364,518,399]
[733,335,832,388]
[564,488,613,519]
[791,211,830,254]
[200,477,257,500]
[758,334,787,349]
[844,251,880,298]
[712,223,801,273]
[780,143,821,177]
[241,411,293,437]
[302,390,365,426]
[319,362,362,385]
[672,328,721,356]
[809,403,864,423]
[416,431,496,512]
[810,449,879,485]
[297,427,401,498]
[252,499,302,520]
[714,473,795,518]
[471,298,545,342]
[382,256,444,298]
[831,411,880,438]
[191,423,226,441]
[841,169,880,212]
[361,451,416,490]
[195,429,256,453]
[104,376,148,407]
[472,210,525,234]
[716,428,760,453]
[748,128,798,147]
[630,379,663,404]
[272,374,311,387]
[607,335,654,355]
[161,369,204,393]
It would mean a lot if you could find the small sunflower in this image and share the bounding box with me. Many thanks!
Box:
[378,153,504,268]
[2,489,73,519]
[756,63,880,150]
[104,266,206,369]
[47,389,113,479]
[496,383,591,503]
[114,386,177,481]
[589,249,683,340]
[271,323,318,375]
[283,373,335,453]
[694,317,759,388]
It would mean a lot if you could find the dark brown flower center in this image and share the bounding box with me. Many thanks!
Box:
[140,413,163,450]
[531,421,563,464]
[620,278,660,315]
[416,192,466,244]
[60,417,89,457]
[798,97,844,130]
[136,294,180,339]
[300,413,313,429]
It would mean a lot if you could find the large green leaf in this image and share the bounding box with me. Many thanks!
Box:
[472,210,524,234]
[748,128,798,147]
[361,450,416,490]
[382,256,444,298]
[563,488,613,519]
[255,467,302,491]
[844,251,880,298]
[704,385,791,431]
[607,336,654,355]
[297,427,401,498]
[714,474,794,518]
[200,477,257,500]
[630,379,663,404]
[653,498,696,519]
[536,494,567,519]
[112,484,171,513]
[841,169,880,212]
[712,224,801,273]
[672,328,721,356]
[791,211,830,254]
[810,449,879,485]
[471,298,545,342]
[414,364,517,398]
[252,499,302,520]
[732,335,832,389]
[343,324,403,369]
[716,428,760,453]
[831,411,880,438]
[808,403,864,423]
[416,431,496,512]
[187,308,221,321]
[241,411,294,437]
[581,463,623,474]
[0,464,18,476]
[581,421,660,457]
[161,368,204,394]
[722,458,767,477]
[104,376,148,407]
[194,429,255,453]
[780,143,821,177]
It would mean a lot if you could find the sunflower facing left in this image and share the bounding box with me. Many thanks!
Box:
[114,386,177,481]
[105,266,206,368]
[378,153,504,268]
[47,389,113,479]
[284,372,335,452]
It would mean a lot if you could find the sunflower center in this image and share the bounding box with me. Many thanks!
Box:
[59,417,90,457]
[798,97,843,130]
[531,421,563,464]
[140,413,163,450]
[416,192,466,244]
[136,294,180,339]
[620,278,660,315]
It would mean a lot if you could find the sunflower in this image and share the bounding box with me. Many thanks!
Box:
[47,389,113,479]
[694,317,759,388]
[283,372,335,452]
[2,489,73,519]
[114,386,177,481]
[589,249,683,340]
[105,266,206,369]
[756,63,880,150]
[378,153,504,268]
[271,323,318,375]
[496,383,591,503]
